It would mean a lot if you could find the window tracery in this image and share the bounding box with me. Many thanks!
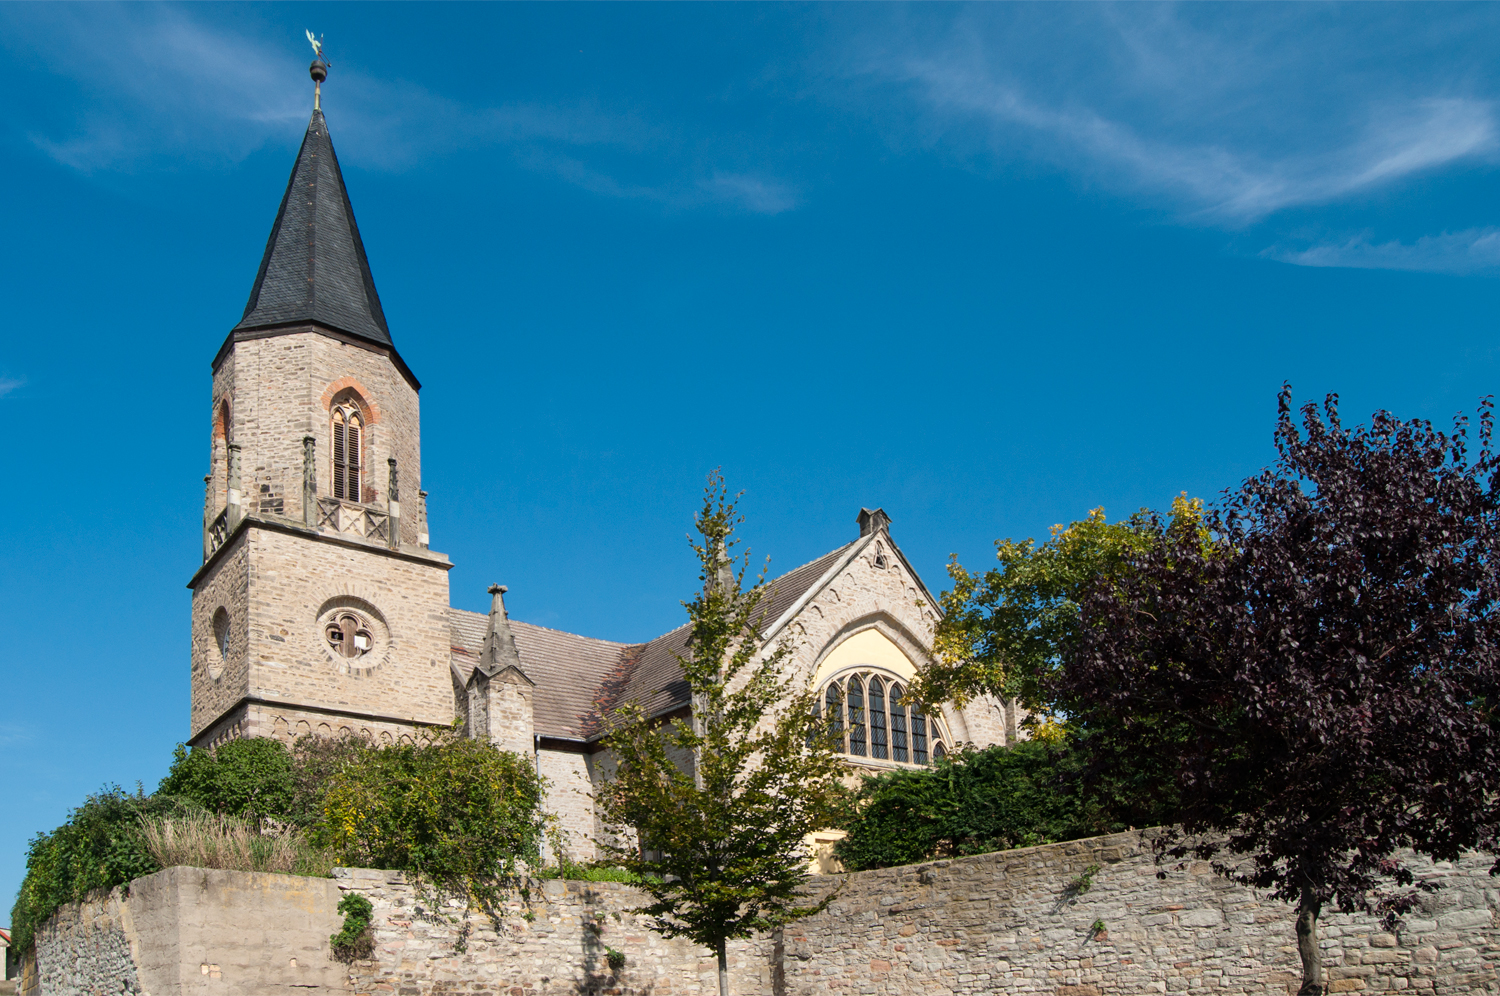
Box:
[815,669,947,765]
[325,610,374,659]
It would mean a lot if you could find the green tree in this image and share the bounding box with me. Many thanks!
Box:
[157,737,296,822]
[1063,391,1500,995]
[596,474,846,996]
[913,497,1204,716]
[10,788,197,953]
[835,737,1180,871]
[312,728,547,920]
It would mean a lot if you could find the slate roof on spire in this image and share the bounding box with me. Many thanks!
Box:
[234,109,392,346]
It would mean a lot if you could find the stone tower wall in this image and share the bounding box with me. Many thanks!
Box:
[209,331,426,547]
[190,526,453,745]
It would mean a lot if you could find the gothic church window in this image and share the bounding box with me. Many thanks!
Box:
[331,402,362,501]
[815,669,947,765]
[325,611,374,659]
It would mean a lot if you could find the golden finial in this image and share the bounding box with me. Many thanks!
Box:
[306,30,328,112]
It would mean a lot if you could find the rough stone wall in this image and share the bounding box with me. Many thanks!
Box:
[188,535,251,740]
[336,867,773,996]
[190,525,454,744]
[221,332,423,547]
[26,888,141,995]
[25,835,1499,996]
[780,830,1500,996]
[26,866,346,996]
[538,749,599,863]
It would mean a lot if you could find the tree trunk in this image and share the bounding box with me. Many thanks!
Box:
[717,937,729,996]
[1296,886,1324,996]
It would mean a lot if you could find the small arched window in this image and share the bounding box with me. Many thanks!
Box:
[331,402,363,502]
[816,669,949,766]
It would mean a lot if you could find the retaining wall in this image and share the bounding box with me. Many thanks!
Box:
[24,830,1500,995]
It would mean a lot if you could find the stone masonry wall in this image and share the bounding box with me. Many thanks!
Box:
[336,868,773,996]
[782,830,1500,996]
[26,833,1499,995]
[190,524,454,744]
[25,866,346,996]
[224,332,424,547]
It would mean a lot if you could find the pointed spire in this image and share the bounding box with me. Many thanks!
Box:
[234,97,392,348]
[481,584,523,673]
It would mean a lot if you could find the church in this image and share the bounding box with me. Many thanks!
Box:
[187,59,1012,862]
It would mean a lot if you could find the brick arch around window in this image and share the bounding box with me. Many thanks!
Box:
[319,377,383,424]
[214,397,232,442]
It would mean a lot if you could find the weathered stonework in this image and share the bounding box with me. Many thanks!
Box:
[27,834,1500,995]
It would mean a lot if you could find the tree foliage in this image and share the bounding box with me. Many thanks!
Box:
[835,738,1180,871]
[596,473,847,996]
[157,737,296,822]
[9,788,196,953]
[916,498,1205,714]
[311,728,547,919]
[1061,389,1500,995]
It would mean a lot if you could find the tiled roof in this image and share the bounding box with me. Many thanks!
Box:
[449,542,863,742]
[234,109,392,347]
[450,610,631,739]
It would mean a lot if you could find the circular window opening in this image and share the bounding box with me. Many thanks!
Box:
[209,607,231,680]
[325,611,375,659]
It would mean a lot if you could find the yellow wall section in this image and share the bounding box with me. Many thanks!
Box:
[812,628,916,687]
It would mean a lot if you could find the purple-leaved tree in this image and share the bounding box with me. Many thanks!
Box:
[1061,388,1500,995]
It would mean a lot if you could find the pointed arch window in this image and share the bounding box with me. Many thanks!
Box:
[331,403,363,502]
[846,677,867,757]
[815,669,948,766]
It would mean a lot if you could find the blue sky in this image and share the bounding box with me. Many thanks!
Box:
[4,2,1500,911]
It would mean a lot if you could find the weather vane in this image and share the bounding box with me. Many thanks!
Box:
[306,30,329,112]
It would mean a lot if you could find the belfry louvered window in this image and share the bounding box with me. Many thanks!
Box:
[816,669,947,766]
[331,404,362,501]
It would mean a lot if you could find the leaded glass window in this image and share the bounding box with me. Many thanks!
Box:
[815,668,948,766]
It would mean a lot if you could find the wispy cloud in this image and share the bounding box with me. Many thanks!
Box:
[1,5,795,214]
[0,722,33,745]
[0,376,26,399]
[832,6,1500,271]
[1267,229,1500,276]
[859,33,1495,224]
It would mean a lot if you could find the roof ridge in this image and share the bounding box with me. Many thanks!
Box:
[449,605,633,648]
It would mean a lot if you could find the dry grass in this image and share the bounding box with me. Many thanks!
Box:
[140,812,333,878]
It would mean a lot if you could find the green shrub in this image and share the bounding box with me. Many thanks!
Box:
[536,862,642,883]
[312,730,547,915]
[835,738,1177,871]
[158,738,296,822]
[9,788,197,953]
[330,892,375,962]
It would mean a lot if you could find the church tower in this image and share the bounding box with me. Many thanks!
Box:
[187,55,455,747]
